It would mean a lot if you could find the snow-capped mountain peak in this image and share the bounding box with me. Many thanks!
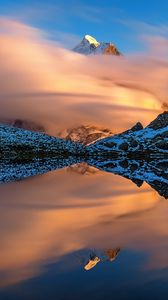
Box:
[73,34,100,55]
[73,34,121,56]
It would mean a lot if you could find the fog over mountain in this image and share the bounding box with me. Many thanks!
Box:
[1,17,168,137]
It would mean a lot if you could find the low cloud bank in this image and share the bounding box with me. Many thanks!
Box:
[0,18,167,134]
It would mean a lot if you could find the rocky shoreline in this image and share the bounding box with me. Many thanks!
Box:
[1,112,168,198]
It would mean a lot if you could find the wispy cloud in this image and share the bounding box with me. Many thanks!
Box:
[71,5,103,23]
[1,3,62,23]
[71,4,124,24]
[118,19,168,37]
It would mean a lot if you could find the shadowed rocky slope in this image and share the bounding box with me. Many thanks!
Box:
[88,112,168,157]
[0,124,85,159]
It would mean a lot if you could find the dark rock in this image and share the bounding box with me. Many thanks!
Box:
[130,122,143,132]
[138,144,144,150]
[119,160,129,169]
[130,163,138,172]
[156,161,168,170]
[119,142,129,151]
[104,141,116,148]
[130,139,138,148]
[121,122,143,135]
[156,140,168,150]
[103,162,116,169]
[131,178,143,187]
[159,131,168,138]
[149,180,168,199]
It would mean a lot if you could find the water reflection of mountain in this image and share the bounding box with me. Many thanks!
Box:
[87,158,168,199]
[1,158,168,199]
[84,248,121,271]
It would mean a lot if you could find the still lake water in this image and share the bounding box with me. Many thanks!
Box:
[0,164,168,300]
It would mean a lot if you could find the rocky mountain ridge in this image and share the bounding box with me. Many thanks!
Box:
[1,112,168,159]
[88,112,168,156]
[1,119,113,145]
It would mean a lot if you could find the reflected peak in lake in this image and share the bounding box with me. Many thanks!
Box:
[0,158,168,299]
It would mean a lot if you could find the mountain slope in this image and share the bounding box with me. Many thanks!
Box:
[0,124,85,159]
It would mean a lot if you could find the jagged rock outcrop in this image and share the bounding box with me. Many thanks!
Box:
[121,122,143,135]
[147,111,168,130]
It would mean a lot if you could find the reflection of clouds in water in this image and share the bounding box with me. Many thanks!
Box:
[0,170,163,287]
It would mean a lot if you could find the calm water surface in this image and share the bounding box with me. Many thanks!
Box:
[0,166,168,299]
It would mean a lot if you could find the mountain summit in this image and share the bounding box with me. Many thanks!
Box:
[73,34,121,55]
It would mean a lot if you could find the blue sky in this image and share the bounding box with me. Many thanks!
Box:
[1,0,168,53]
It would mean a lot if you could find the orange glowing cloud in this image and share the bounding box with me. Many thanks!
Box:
[0,17,167,135]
